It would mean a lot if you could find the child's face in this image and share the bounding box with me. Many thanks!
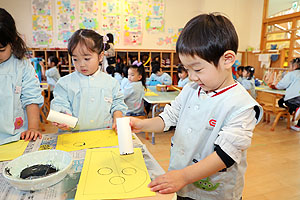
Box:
[155,69,163,76]
[48,59,54,67]
[71,43,103,76]
[237,69,243,76]
[178,71,188,80]
[179,52,235,92]
[128,68,142,82]
[0,44,12,64]
[242,69,249,77]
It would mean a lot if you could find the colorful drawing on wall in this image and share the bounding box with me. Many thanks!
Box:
[102,0,121,15]
[32,0,51,15]
[32,15,53,31]
[33,31,53,46]
[58,30,73,46]
[124,31,142,46]
[145,16,164,32]
[156,28,182,47]
[146,0,164,17]
[124,0,143,16]
[124,16,142,32]
[102,15,121,31]
[79,0,99,30]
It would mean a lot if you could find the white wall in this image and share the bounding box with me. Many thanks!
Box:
[0,0,264,51]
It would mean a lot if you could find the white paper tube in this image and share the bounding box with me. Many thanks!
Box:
[117,117,134,155]
[46,110,78,128]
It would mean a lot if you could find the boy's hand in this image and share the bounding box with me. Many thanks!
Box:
[52,122,71,131]
[129,117,144,133]
[20,128,42,141]
[148,170,188,194]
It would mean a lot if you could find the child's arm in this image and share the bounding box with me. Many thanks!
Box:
[130,116,165,133]
[21,104,42,141]
[148,152,225,193]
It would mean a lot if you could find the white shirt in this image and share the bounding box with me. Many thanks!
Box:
[276,69,300,101]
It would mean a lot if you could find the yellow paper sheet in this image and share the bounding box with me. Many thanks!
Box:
[56,130,118,152]
[0,140,29,161]
[75,148,155,200]
[145,91,159,96]
[255,87,265,90]
[146,88,151,92]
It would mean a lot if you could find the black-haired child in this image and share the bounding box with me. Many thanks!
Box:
[147,61,172,86]
[129,13,262,199]
[240,66,256,98]
[45,56,61,100]
[51,29,127,131]
[122,61,146,116]
[177,63,190,87]
[0,8,43,144]
[236,65,244,83]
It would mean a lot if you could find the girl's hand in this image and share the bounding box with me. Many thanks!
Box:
[129,117,144,133]
[112,121,117,133]
[52,122,71,131]
[20,128,42,141]
[148,170,188,194]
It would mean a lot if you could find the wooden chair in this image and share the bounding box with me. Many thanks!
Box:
[256,90,290,131]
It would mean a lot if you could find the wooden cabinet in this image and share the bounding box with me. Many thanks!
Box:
[115,49,180,83]
[28,48,74,77]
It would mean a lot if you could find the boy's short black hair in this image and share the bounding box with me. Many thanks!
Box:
[237,66,244,71]
[151,61,161,74]
[177,63,187,73]
[106,65,115,77]
[48,56,59,66]
[176,13,238,67]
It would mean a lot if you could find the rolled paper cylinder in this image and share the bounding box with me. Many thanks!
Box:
[116,117,134,155]
[46,110,78,128]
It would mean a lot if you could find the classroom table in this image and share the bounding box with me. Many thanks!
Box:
[255,85,285,96]
[143,86,180,144]
[0,131,176,200]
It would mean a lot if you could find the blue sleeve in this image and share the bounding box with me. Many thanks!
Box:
[163,73,172,85]
[276,72,292,89]
[51,78,72,114]
[122,84,134,100]
[241,79,251,90]
[20,60,44,108]
[111,80,127,115]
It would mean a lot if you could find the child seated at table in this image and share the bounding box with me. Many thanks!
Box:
[241,66,256,98]
[122,61,146,116]
[271,58,300,131]
[147,61,172,86]
[177,63,189,87]
[51,29,127,131]
[236,65,244,83]
[45,56,61,101]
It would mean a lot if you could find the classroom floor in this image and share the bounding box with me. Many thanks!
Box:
[42,116,300,200]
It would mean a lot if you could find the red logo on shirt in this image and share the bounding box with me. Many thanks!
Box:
[209,119,216,127]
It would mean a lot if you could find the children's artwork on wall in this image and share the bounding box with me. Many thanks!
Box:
[146,0,164,17]
[32,15,53,31]
[124,0,143,16]
[33,31,53,47]
[102,15,121,31]
[124,31,142,46]
[124,16,142,32]
[145,16,164,32]
[56,0,76,47]
[79,0,99,30]
[102,0,121,15]
[156,28,182,47]
[31,0,53,47]
[32,0,51,15]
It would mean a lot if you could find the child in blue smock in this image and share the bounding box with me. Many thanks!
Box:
[236,66,244,83]
[129,13,262,200]
[51,29,127,131]
[122,61,146,116]
[45,56,60,100]
[120,65,130,90]
[147,61,172,86]
[240,66,256,98]
[0,8,44,145]
[177,63,190,87]
[271,58,300,131]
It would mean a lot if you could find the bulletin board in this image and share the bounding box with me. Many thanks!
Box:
[31,0,182,49]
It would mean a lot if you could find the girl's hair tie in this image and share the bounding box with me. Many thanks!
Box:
[132,60,142,66]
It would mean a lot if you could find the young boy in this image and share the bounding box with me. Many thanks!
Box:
[45,56,61,100]
[177,63,189,87]
[130,13,262,199]
[236,65,244,83]
[147,61,172,86]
